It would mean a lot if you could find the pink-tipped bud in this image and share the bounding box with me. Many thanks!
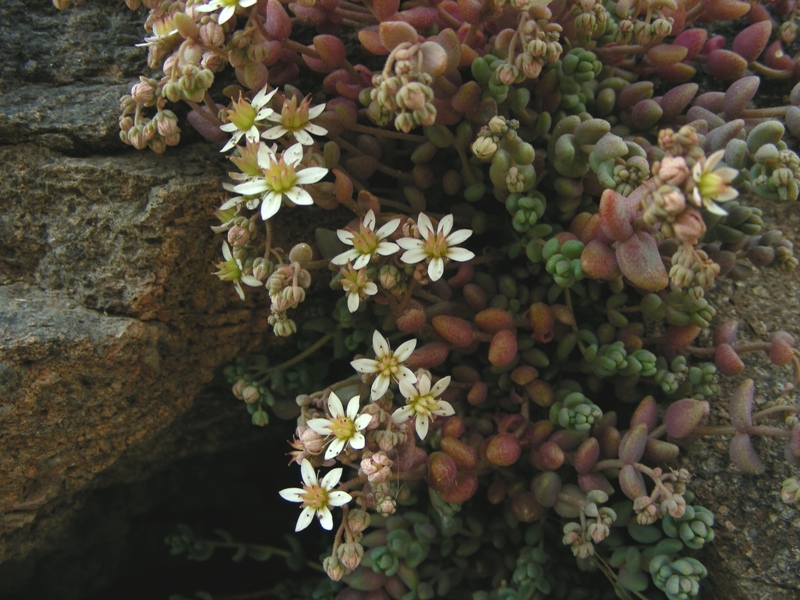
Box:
[664,399,710,439]
[715,343,745,376]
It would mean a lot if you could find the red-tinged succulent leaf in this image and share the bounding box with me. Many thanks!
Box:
[578,472,615,496]
[511,491,545,522]
[531,471,563,507]
[619,423,649,464]
[406,342,449,370]
[467,381,488,405]
[573,437,600,474]
[746,3,772,22]
[344,567,387,592]
[358,26,389,55]
[581,239,620,280]
[722,75,761,120]
[617,81,654,110]
[526,379,555,408]
[769,339,794,365]
[265,0,292,40]
[427,452,458,492]
[631,99,664,130]
[644,439,681,462]
[313,35,346,69]
[764,40,793,71]
[419,40,449,77]
[486,433,522,466]
[599,189,635,242]
[488,329,518,367]
[431,97,460,125]
[730,432,765,474]
[399,6,439,29]
[616,232,669,292]
[437,473,479,503]
[655,63,696,84]
[374,0,400,20]
[647,44,688,67]
[511,365,539,386]
[395,444,428,471]
[187,106,228,142]
[458,0,483,23]
[666,324,701,349]
[732,20,771,64]
[673,28,708,60]
[664,399,710,439]
[599,425,621,458]
[659,83,698,121]
[529,420,554,447]
[529,302,556,343]
[703,0,751,20]
[379,20,419,52]
[705,118,745,152]
[770,330,796,347]
[463,283,487,310]
[713,320,739,346]
[532,441,565,470]
[693,90,725,112]
[715,343,745,376]
[619,464,647,500]
[475,308,515,332]
[703,35,726,55]
[630,396,658,432]
[302,51,332,74]
[451,81,482,113]
[786,425,800,460]
[706,49,748,80]
[730,379,754,431]
[440,437,478,471]
[549,429,585,451]
[432,315,474,348]
[396,299,427,333]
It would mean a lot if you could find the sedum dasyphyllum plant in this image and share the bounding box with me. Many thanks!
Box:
[56,0,800,597]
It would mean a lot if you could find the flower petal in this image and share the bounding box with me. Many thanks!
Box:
[354,414,372,430]
[397,237,424,251]
[321,467,344,490]
[373,330,390,356]
[446,247,475,262]
[392,405,415,424]
[431,399,455,416]
[401,248,428,265]
[233,179,268,196]
[417,212,434,237]
[261,194,282,221]
[431,375,452,397]
[376,241,400,256]
[428,257,444,281]
[395,366,417,384]
[337,229,355,244]
[307,418,333,435]
[398,378,417,400]
[325,438,345,460]
[353,254,370,270]
[394,339,417,362]
[296,167,329,185]
[296,506,316,532]
[261,125,286,140]
[300,459,318,487]
[371,374,391,400]
[317,505,333,530]
[328,490,352,507]
[417,374,431,396]
[278,487,306,503]
[294,129,314,146]
[445,228,473,246]
[350,358,379,374]
[415,414,430,439]
[347,291,360,313]
[376,218,400,238]
[345,395,361,420]
[438,214,454,237]
[349,432,366,450]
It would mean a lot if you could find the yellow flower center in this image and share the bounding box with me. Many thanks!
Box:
[281,95,312,131]
[698,172,725,199]
[228,95,257,131]
[301,484,329,510]
[350,225,380,255]
[377,355,400,377]
[329,417,357,442]
[264,156,297,193]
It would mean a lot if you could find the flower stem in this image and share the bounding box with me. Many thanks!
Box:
[265,331,336,374]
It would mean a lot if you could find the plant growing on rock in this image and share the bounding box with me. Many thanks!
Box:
[56,0,800,597]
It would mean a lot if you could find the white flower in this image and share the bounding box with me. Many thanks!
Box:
[307,392,372,460]
[351,330,417,401]
[397,213,475,282]
[231,143,328,221]
[391,374,454,440]
[219,85,277,153]
[262,94,328,146]
[340,264,378,313]
[331,210,400,270]
[279,459,352,532]
[196,0,257,25]
[691,149,739,216]
[214,241,263,300]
